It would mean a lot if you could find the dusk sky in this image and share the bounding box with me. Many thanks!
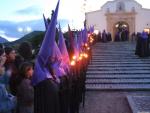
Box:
[0,0,149,41]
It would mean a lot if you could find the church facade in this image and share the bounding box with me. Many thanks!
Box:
[85,0,150,41]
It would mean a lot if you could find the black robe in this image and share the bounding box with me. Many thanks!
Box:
[140,38,149,57]
[34,79,60,113]
[59,75,70,113]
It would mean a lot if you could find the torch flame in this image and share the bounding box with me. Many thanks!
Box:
[84,53,88,58]
[72,55,77,60]
[70,60,76,66]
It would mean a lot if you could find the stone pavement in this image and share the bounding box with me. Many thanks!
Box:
[127,96,150,113]
[79,91,150,113]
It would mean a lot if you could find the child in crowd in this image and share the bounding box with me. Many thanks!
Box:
[17,62,34,113]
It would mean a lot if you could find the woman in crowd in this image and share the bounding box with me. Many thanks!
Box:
[0,48,17,113]
[17,62,34,113]
[4,47,18,96]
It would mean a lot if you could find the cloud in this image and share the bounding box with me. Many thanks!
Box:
[15,5,42,15]
[0,20,44,41]
[0,29,18,41]
[0,21,19,37]
[17,27,23,32]
[0,18,69,41]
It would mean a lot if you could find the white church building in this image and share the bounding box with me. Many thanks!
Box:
[85,0,150,41]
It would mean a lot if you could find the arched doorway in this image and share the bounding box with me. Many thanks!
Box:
[114,21,129,41]
[106,11,136,41]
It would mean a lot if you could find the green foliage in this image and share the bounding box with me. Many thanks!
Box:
[28,32,45,49]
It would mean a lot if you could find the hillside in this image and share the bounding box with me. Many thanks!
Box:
[4,31,45,48]
[0,36,9,43]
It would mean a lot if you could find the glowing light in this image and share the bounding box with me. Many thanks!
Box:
[84,53,88,58]
[90,37,93,40]
[90,40,93,43]
[144,28,150,33]
[80,53,84,57]
[70,60,76,66]
[72,55,77,60]
[78,56,82,60]
[90,37,94,43]
[115,24,119,28]
[85,43,88,47]
[94,30,99,35]
[87,47,90,50]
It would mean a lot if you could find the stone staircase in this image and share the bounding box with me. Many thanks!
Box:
[86,42,150,90]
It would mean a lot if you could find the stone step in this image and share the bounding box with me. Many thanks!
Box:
[93,46,134,47]
[93,44,134,46]
[93,45,134,46]
[86,84,150,91]
[86,78,150,84]
[92,51,134,53]
[86,42,150,91]
[86,74,150,79]
[92,49,134,51]
[91,57,150,60]
[88,64,150,67]
[92,56,137,58]
[92,47,134,49]
[92,51,135,53]
[92,54,135,56]
[92,48,135,53]
[92,56,139,58]
[92,53,135,55]
[92,56,138,58]
[92,47,135,53]
[88,65,150,67]
[86,70,150,75]
[89,62,150,64]
[87,67,150,71]
[92,55,135,57]
[91,59,150,62]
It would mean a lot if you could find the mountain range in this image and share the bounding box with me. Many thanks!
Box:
[4,31,45,48]
[0,36,9,43]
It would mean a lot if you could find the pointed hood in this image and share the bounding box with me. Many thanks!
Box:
[73,33,80,58]
[39,0,60,66]
[78,30,83,52]
[89,25,94,33]
[43,14,49,30]
[68,24,74,50]
[31,0,60,86]
[50,41,66,77]
[58,25,70,65]
[31,56,53,86]
[83,25,88,44]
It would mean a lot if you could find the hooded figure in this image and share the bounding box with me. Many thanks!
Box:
[102,30,107,42]
[135,32,142,56]
[140,31,149,57]
[31,1,60,113]
[58,25,70,73]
